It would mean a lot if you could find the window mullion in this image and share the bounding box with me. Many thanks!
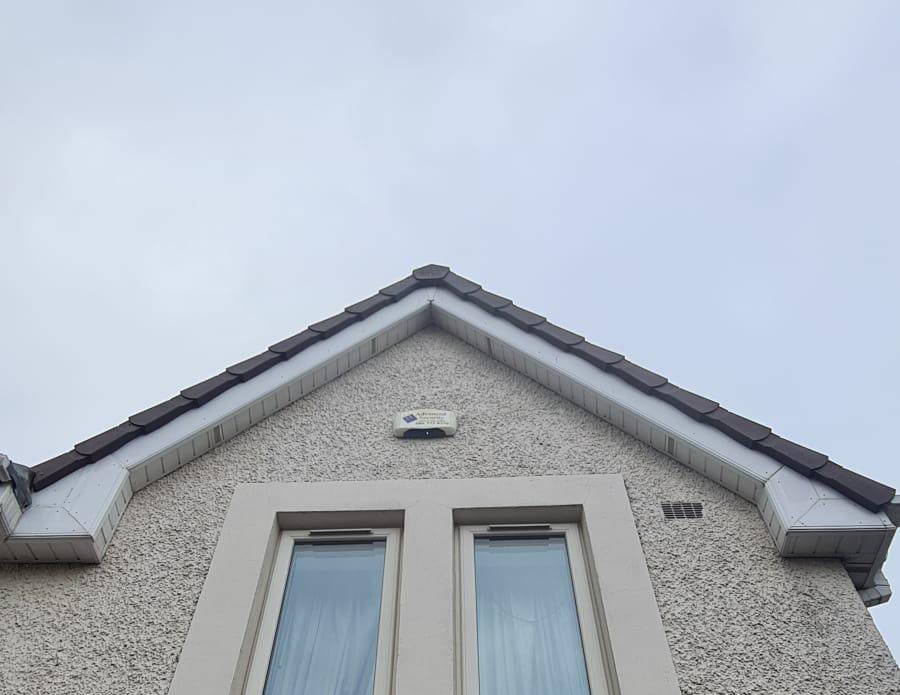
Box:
[393,502,457,695]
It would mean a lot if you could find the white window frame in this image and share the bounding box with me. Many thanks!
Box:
[168,475,680,695]
[244,528,401,695]
[458,523,610,695]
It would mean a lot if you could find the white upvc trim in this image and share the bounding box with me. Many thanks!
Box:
[0,286,892,604]
[242,528,401,695]
[458,523,611,695]
[429,289,894,600]
[0,289,434,562]
[0,484,22,540]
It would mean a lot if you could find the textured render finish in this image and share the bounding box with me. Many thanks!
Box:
[0,328,897,695]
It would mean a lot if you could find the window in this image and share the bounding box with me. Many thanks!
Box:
[169,476,680,695]
[458,524,609,695]
[244,529,400,695]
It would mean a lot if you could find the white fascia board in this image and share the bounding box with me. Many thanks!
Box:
[430,289,894,590]
[764,467,890,532]
[431,291,783,487]
[112,289,433,474]
[0,484,22,540]
[3,289,435,560]
[14,458,127,538]
[2,284,894,600]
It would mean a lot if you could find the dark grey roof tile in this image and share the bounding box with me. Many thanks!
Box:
[654,383,719,421]
[309,311,359,338]
[31,451,91,491]
[607,360,668,393]
[468,289,512,312]
[379,275,420,300]
[25,264,895,511]
[412,264,450,283]
[269,329,321,358]
[129,396,196,433]
[181,372,241,405]
[568,342,625,370]
[441,271,481,296]
[346,293,395,318]
[496,304,546,330]
[704,408,771,447]
[813,462,895,512]
[74,422,144,461]
[227,351,284,381]
[531,322,584,350]
[754,434,828,476]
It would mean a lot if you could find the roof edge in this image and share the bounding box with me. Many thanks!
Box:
[23,263,894,512]
[1,279,894,607]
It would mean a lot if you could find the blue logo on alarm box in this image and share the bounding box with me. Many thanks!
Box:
[403,414,418,424]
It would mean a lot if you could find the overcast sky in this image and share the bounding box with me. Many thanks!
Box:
[2,0,899,658]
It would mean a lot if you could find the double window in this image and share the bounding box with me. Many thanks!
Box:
[248,523,606,695]
[169,476,679,695]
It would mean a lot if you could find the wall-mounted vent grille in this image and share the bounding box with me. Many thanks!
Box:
[661,501,703,520]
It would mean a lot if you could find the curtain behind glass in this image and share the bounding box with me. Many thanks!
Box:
[263,540,387,695]
[474,536,591,695]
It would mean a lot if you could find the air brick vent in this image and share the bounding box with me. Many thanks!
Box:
[662,501,703,520]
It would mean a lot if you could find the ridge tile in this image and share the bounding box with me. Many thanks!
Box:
[31,451,91,491]
[704,408,771,447]
[531,322,584,350]
[269,329,321,359]
[568,342,625,370]
[227,351,284,381]
[181,372,241,406]
[440,271,481,296]
[496,304,546,330]
[654,383,718,421]
[129,395,196,433]
[754,434,828,476]
[74,422,144,461]
[379,275,420,300]
[346,293,395,318]
[309,311,359,338]
[412,264,451,283]
[607,360,668,393]
[813,462,896,512]
[468,289,512,313]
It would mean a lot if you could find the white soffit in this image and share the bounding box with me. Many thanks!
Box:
[0,290,434,562]
[0,287,893,604]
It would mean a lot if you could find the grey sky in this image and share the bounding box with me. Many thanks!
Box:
[2,0,899,657]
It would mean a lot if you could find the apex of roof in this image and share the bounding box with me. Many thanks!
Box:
[25,264,896,513]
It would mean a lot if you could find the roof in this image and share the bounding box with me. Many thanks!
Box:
[2,264,895,605]
[28,263,895,512]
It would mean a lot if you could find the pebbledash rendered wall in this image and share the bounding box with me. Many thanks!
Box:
[0,327,898,695]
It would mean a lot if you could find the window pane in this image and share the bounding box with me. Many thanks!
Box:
[263,540,387,695]
[474,536,591,695]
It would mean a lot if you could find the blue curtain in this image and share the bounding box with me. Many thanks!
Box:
[474,536,591,695]
[263,540,387,695]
